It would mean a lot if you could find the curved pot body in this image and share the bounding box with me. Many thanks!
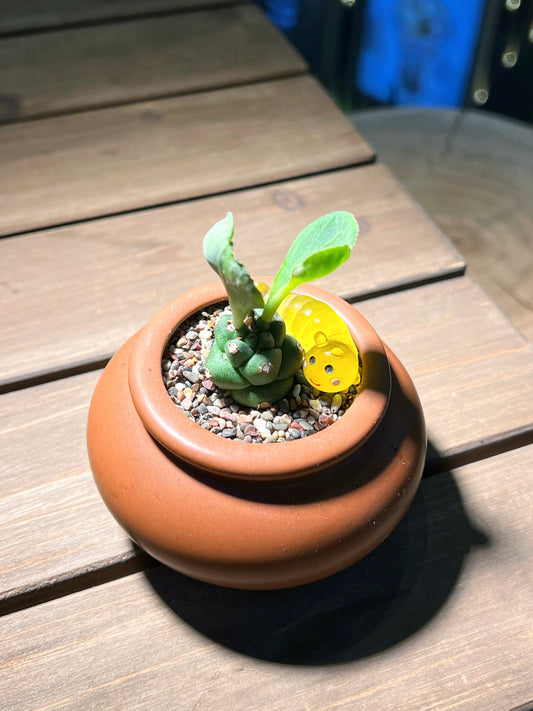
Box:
[87,282,426,589]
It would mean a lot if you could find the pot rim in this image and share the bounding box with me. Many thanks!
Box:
[128,280,391,481]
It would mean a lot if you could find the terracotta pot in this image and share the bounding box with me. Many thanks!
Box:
[87,281,426,589]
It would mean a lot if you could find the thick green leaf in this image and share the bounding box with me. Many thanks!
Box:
[203,212,264,328]
[262,211,358,321]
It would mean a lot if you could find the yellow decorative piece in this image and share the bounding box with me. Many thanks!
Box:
[277,294,361,393]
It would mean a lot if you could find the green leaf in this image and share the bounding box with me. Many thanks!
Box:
[203,212,264,328]
[262,211,358,322]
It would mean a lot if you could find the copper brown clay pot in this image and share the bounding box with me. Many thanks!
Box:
[87,281,426,589]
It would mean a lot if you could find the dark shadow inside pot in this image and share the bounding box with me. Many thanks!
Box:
[143,460,489,665]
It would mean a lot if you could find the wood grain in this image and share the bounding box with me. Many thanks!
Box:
[0,164,463,388]
[0,0,243,34]
[1,278,532,606]
[0,5,306,122]
[1,445,531,710]
[0,371,127,608]
[0,75,373,237]
[351,108,533,342]
[357,277,533,466]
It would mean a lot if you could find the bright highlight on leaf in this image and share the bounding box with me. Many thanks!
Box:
[262,211,358,322]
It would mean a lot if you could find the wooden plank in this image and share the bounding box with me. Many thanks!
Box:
[0,5,306,122]
[351,108,533,342]
[357,278,533,467]
[0,371,132,609]
[1,445,532,710]
[0,0,242,34]
[2,278,532,606]
[0,164,463,388]
[0,75,373,237]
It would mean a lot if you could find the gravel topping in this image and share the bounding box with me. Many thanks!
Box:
[162,303,360,443]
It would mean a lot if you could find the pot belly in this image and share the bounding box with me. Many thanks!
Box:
[87,336,426,590]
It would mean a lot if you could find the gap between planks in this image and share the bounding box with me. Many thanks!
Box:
[0,163,463,390]
[0,551,157,617]
[0,75,375,236]
[3,442,533,619]
[0,4,307,124]
[0,162,375,242]
[0,445,532,711]
[2,437,533,620]
[0,0,249,37]
[0,72,310,127]
[0,270,465,395]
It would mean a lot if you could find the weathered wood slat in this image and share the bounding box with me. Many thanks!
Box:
[1,445,532,710]
[0,75,373,237]
[0,371,130,610]
[0,0,242,34]
[1,278,532,607]
[351,107,533,343]
[0,164,462,388]
[357,278,533,467]
[0,5,306,122]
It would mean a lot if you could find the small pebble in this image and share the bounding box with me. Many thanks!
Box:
[318,413,334,427]
[184,370,201,384]
[181,397,193,411]
[220,409,238,423]
[273,421,289,431]
[221,428,237,438]
[331,393,342,412]
[297,420,314,432]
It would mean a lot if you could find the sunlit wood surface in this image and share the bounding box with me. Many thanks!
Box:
[0,4,531,710]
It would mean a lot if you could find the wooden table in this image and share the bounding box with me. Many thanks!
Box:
[351,107,533,343]
[1,3,532,709]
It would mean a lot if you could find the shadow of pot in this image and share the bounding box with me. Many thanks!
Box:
[143,466,488,664]
[87,281,426,589]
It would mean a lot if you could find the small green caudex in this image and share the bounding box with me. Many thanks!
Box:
[203,211,358,407]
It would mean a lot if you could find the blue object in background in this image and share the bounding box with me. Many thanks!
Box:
[356,0,485,108]
[261,0,300,31]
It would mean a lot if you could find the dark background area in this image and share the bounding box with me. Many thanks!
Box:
[257,0,533,123]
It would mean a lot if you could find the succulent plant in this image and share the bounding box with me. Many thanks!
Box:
[203,211,358,407]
